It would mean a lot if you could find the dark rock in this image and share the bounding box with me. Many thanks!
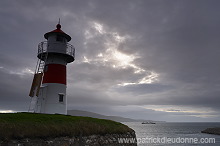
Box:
[0,132,137,146]
[201,127,220,135]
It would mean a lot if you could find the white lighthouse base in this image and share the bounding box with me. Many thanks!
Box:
[35,83,67,115]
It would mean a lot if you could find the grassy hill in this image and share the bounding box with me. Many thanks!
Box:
[0,112,134,140]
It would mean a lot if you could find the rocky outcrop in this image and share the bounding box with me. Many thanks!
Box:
[201,127,220,135]
[0,132,137,146]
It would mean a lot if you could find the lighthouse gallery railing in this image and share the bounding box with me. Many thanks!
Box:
[37,41,75,59]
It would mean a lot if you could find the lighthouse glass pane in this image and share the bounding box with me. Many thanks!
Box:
[56,35,63,42]
[59,94,64,102]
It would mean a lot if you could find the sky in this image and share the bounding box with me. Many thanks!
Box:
[0,0,220,122]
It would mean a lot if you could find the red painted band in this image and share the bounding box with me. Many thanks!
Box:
[42,64,66,85]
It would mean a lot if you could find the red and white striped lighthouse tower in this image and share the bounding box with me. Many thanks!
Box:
[29,22,75,114]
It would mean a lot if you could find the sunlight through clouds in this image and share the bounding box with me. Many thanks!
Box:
[83,21,160,86]
[0,110,15,113]
[10,68,34,75]
[143,105,219,118]
[1,66,34,76]
[118,71,159,86]
[139,72,159,84]
[93,22,105,34]
[106,47,136,69]
[83,56,90,63]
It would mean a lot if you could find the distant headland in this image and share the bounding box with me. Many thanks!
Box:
[202,127,220,135]
[67,109,165,123]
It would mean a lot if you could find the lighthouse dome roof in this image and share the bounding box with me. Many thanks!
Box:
[44,24,71,42]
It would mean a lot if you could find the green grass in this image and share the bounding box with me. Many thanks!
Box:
[0,112,133,140]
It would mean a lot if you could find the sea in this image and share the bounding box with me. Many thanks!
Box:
[123,122,220,146]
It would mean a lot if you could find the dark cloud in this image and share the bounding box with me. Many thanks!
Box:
[0,0,220,122]
[0,68,31,111]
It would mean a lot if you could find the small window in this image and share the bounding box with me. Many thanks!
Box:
[56,35,63,42]
[59,94,64,102]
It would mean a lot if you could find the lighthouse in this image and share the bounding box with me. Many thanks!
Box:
[29,22,75,114]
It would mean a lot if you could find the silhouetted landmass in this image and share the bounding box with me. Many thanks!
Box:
[202,127,220,135]
[68,110,165,123]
